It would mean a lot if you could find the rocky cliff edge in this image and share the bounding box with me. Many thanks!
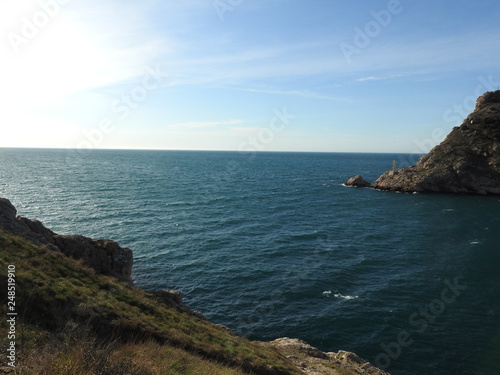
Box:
[374,90,500,194]
[0,197,133,283]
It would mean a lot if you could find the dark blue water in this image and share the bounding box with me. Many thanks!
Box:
[1,148,499,375]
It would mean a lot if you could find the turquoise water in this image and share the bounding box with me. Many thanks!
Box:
[1,148,499,375]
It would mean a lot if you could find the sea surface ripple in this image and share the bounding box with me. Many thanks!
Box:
[1,149,499,375]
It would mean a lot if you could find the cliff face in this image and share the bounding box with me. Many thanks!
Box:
[0,197,133,283]
[374,91,500,194]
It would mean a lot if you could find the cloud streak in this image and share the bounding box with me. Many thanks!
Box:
[154,29,500,95]
[238,87,348,101]
[2,0,500,151]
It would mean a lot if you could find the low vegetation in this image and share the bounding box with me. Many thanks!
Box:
[0,231,301,375]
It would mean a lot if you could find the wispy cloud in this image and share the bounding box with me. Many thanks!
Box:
[353,71,428,83]
[5,0,497,106]
[3,0,500,152]
[155,28,500,94]
[238,87,348,101]
[348,30,500,75]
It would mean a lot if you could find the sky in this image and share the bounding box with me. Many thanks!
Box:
[1,0,499,153]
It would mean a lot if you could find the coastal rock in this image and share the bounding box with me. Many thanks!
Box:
[18,217,58,248]
[155,289,184,306]
[0,198,17,224]
[374,90,500,194]
[0,197,133,283]
[266,338,390,375]
[53,236,133,283]
[0,198,29,234]
[345,175,372,188]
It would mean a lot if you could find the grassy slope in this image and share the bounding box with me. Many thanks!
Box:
[0,231,301,375]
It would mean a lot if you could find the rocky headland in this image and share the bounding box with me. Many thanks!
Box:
[346,91,500,194]
[376,90,500,194]
[0,197,389,375]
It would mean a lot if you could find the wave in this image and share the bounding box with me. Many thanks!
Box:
[322,291,359,300]
[334,293,359,300]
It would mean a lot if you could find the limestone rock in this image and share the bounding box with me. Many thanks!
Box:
[374,90,500,194]
[345,175,372,188]
[0,197,133,283]
[265,337,391,375]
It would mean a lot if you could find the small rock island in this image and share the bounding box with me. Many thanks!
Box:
[347,90,500,195]
[345,175,372,188]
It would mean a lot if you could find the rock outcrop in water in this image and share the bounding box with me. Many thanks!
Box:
[345,175,373,188]
[374,91,500,194]
[0,197,133,283]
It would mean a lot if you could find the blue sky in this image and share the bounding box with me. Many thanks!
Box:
[1,0,499,152]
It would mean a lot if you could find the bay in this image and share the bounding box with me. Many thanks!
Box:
[1,148,499,375]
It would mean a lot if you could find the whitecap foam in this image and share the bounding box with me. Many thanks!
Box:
[322,290,332,297]
[470,240,482,245]
[334,293,359,300]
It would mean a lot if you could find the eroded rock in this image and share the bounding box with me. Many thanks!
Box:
[374,91,500,195]
[345,175,373,188]
[0,197,133,283]
[266,337,391,375]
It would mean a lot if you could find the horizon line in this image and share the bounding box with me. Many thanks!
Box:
[0,146,425,155]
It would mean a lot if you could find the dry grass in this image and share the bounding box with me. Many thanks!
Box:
[9,323,248,375]
[0,231,300,375]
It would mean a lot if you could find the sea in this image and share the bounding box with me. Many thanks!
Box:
[1,148,499,375]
